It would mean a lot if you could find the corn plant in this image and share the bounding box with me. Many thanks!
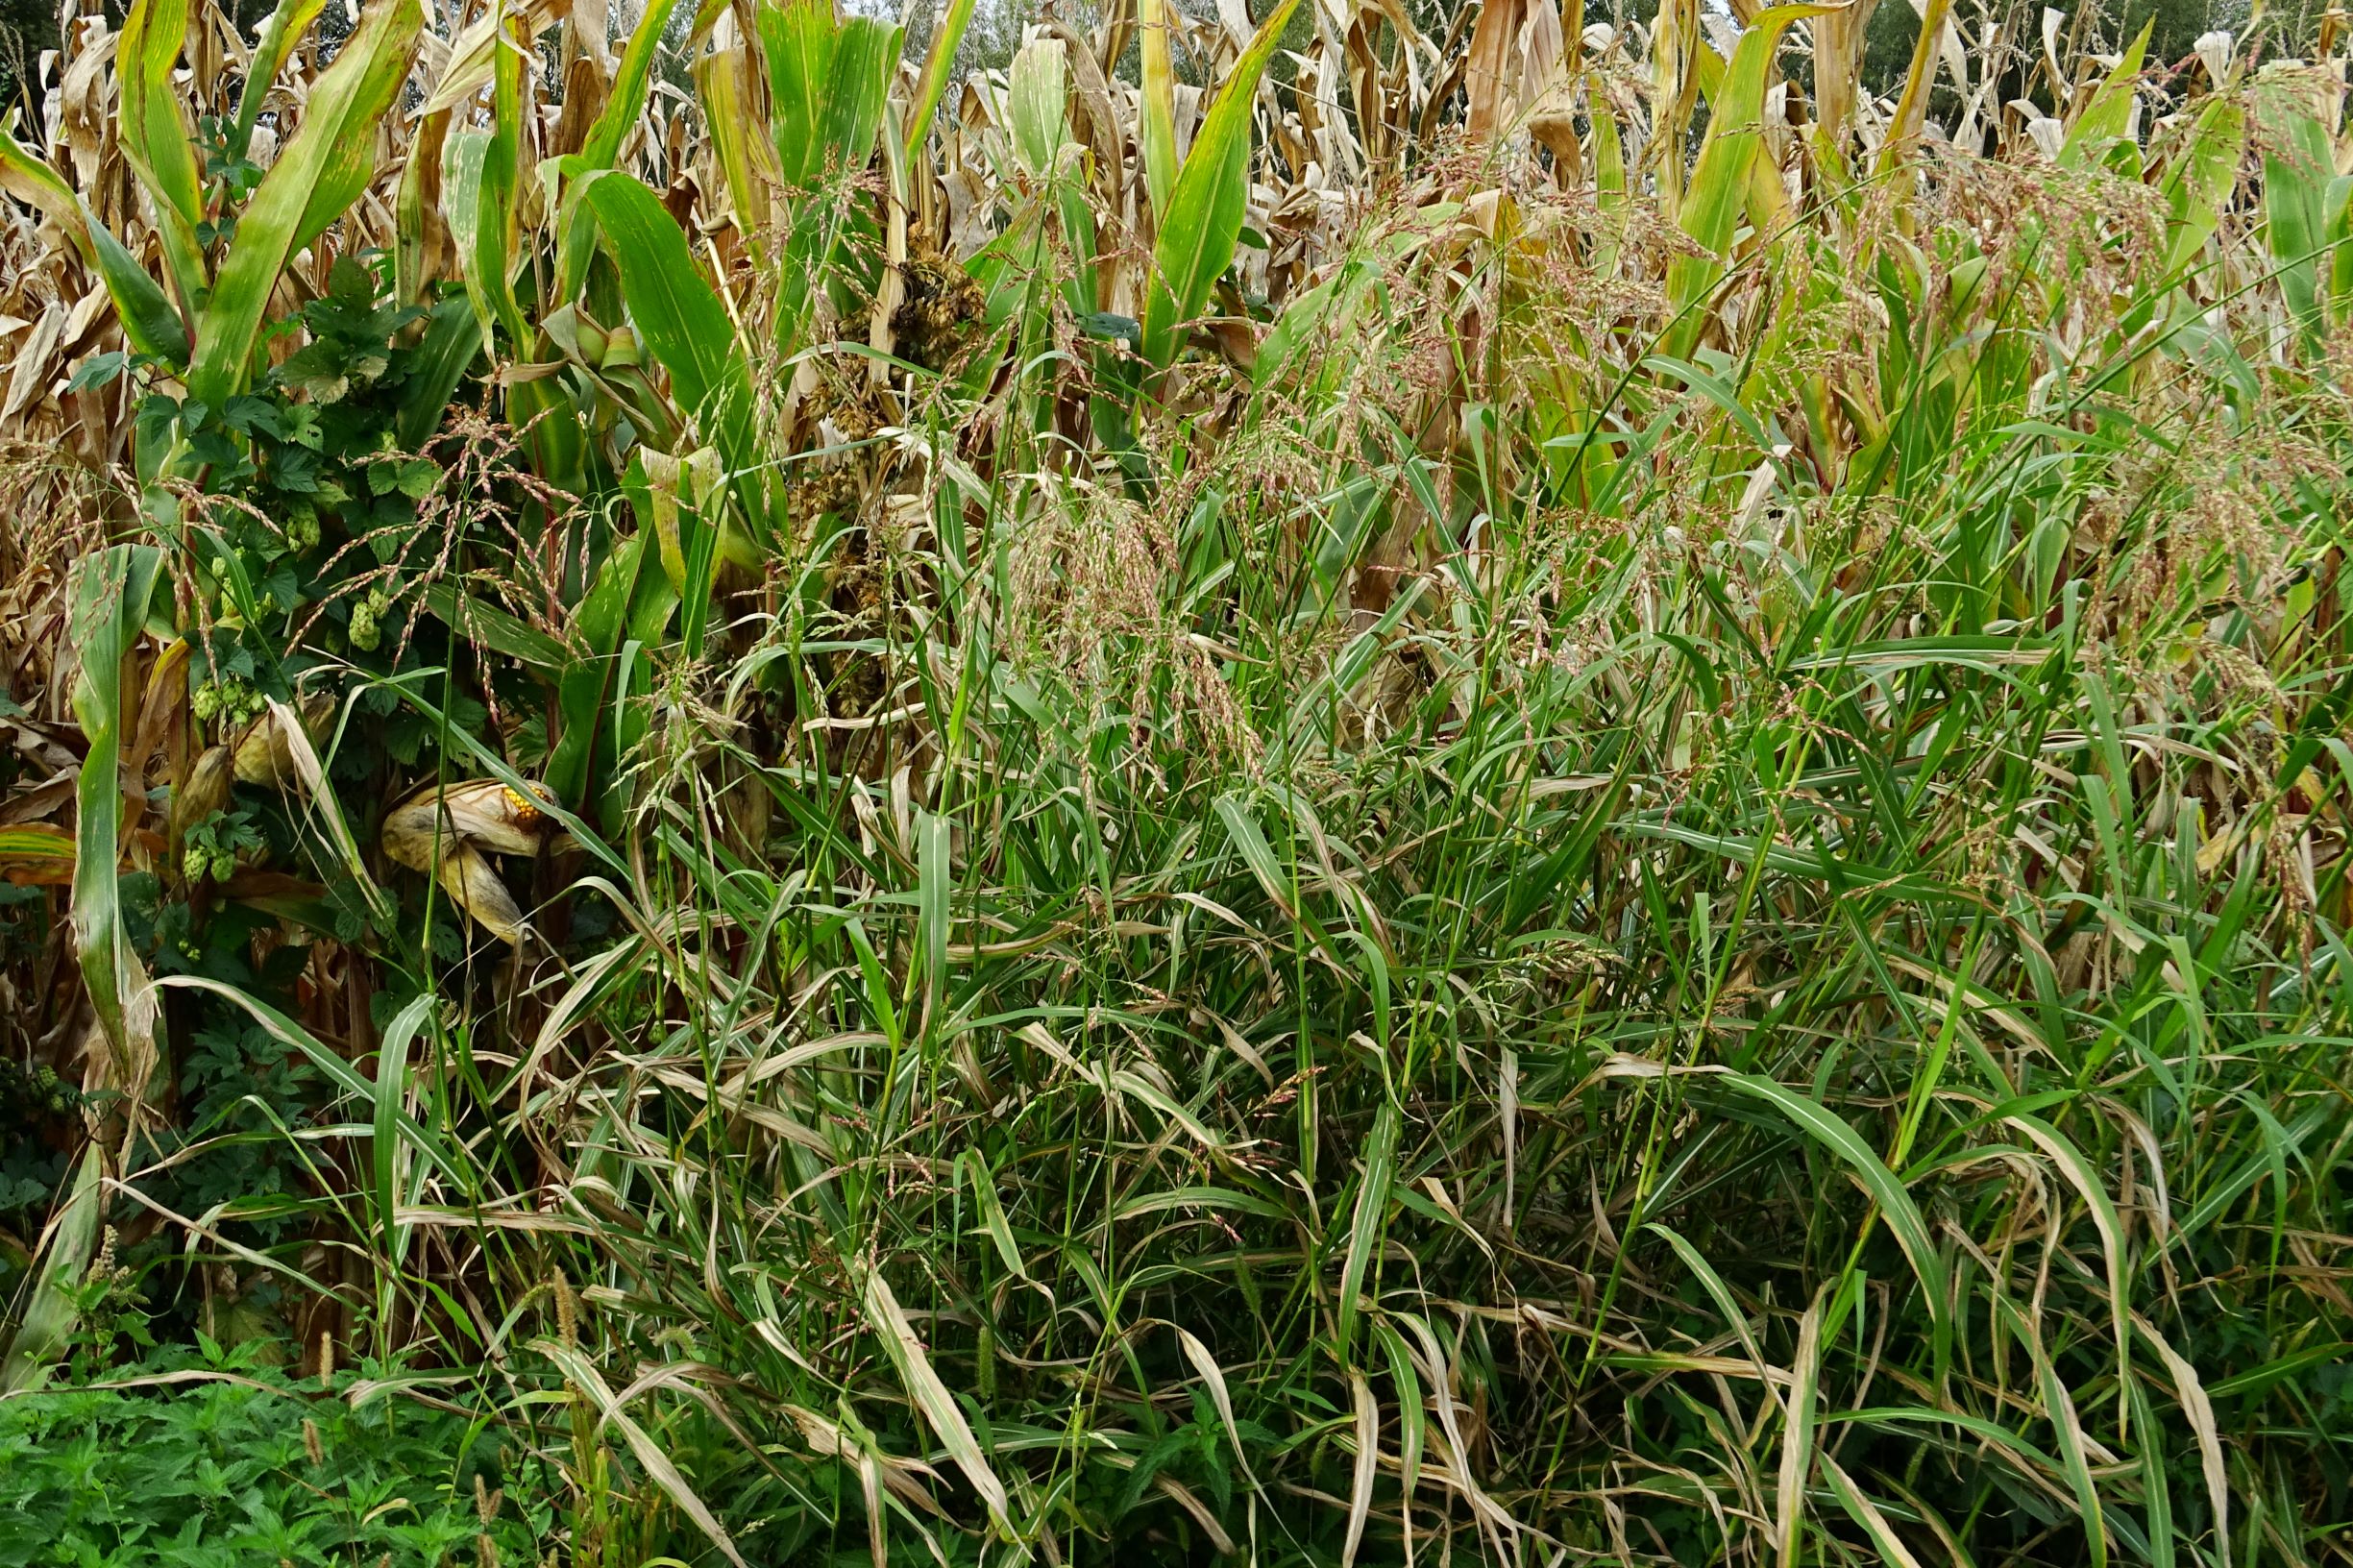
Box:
[1,0,2350,1562]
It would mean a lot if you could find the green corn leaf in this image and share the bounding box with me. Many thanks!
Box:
[583,172,771,542]
[394,296,486,450]
[1663,3,1835,355]
[761,0,838,188]
[584,0,690,168]
[0,1144,104,1393]
[821,18,900,183]
[2158,97,2245,277]
[187,0,426,404]
[114,0,206,284]
[443,132,502,356]
[559,0,690,297]
[1140,0,1299,370]
[2256,69,2335,347]
[2060,21,2148,165]
[231,0,330,159]
[1138,0,1180,220]
[67,544,163,1083]
[1008,37,1068,180]
[903,0,978,158]
[442,0,530,352]
[754,0,897,352]
[583,173,748,425]
[82,200,190,364]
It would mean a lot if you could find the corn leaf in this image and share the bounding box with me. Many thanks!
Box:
[1140,0,1300,369]
[67,544,163,1082]
[0,1145,104,1393]
[1138,0,1180,220]
[2158,97,2244,276]
[584,0,690,168]
[1,111,98,271]
[760,0,838,188]
[2061,21,2149,163]
[230,0,330,160]
[82,201,190,363]
[902,0,978,158]
[187,0,426,404]
[2257,71,2335,345]
[114,0,205,249]
[1663,3,1836,355]
[582,172,768,547]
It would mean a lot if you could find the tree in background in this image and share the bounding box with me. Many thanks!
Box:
[1,0,60,119]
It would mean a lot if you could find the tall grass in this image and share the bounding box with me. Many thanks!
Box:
[1,0,2350,1561]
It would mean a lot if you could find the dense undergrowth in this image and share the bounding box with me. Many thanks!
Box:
[2,0,2352,1560]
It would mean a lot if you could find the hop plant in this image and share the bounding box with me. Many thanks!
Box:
[194,674,266,731]
[184,807,261,886]
[348,586,394,652]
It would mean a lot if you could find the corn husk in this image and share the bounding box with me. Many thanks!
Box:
[231,695,335,786]
[168,744,234,851]
[380,779,551,944]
